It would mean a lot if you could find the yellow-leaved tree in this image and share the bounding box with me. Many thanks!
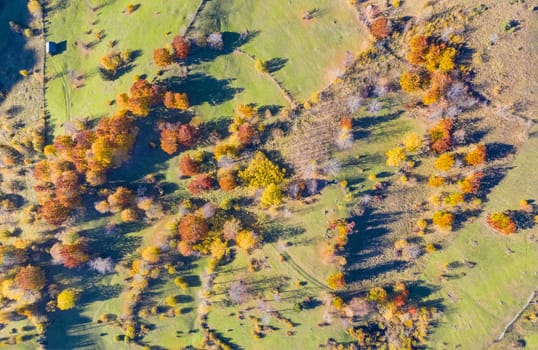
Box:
[57,289,77,310]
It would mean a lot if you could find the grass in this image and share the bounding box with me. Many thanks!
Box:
[423,127,538,350]
[45,0,201,132]
[195,0,368,102]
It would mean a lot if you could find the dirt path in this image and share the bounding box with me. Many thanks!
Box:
[495,290,537,342]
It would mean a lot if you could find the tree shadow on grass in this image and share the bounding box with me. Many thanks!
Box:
[343,209,404,284]
[186,31,260,66]
[160,73,242,107]
[486,142,516,161]
[266,57,287,73]
[46,309,95,349]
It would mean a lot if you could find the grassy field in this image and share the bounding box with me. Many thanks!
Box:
[45,0,201,132]
[194,0,368,103]
[423,126,538,350]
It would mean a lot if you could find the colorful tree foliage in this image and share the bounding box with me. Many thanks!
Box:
[172,35,190,60]
[486,212,517,235]
[239,152,285,188]
[178,214,208,243]
[15,265,46,291]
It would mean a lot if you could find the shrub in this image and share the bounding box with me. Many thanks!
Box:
[434,153,455,172]
[486,212,516,235]
[432,211,454,231]
[385,147,406,167]
[465,144,487,166]
[255,59,268,73]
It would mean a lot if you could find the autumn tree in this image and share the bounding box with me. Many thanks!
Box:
[217,169,237,192]
[260,184,282,207]
[172,35,190,60]
[429,119,453,154]
[141,246,160,264]
[177,124,196,147]
[163,91,189,110]
[153,47,173,67]
[432,211,454,231]
[59,243,89,269]
[160,127,179,155]
[465,144,487,166]
[178,214,208,243]
[327,272,346,290]
[434,153,455,172]
[239,152,285,188]
[57,289,76,310]
[40,199,70,225]
[15,265,46,291]
[235,230,257,251]
[487,212,517,235]
[237,123,256,144]
[399,71,422,92]
[107,186,133,213]
[369,17,391,40]
[385,147,406,167]
[179,153,199,177]
[187,174,213,195]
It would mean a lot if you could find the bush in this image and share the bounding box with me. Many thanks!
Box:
[486,212,516,235]
[432,211,454,231]
[385,147,406,167]
[255,59,268,73]
[434,153,455,172]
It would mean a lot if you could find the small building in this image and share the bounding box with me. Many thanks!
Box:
[46,41,57,55]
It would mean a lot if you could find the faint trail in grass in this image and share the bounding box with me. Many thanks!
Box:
[183,0,210,36]
[265,244,330,291]
[234,49,296,107]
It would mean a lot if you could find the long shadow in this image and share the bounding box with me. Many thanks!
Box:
[486,142,516,161]
[160,73,242,107]
[343,209,404,284]
[186,30,259,65]
[46,309,95,349]
[0,1,37,104]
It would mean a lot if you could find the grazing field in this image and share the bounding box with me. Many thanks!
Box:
[423,127,538,350]
[1,0,536,349]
